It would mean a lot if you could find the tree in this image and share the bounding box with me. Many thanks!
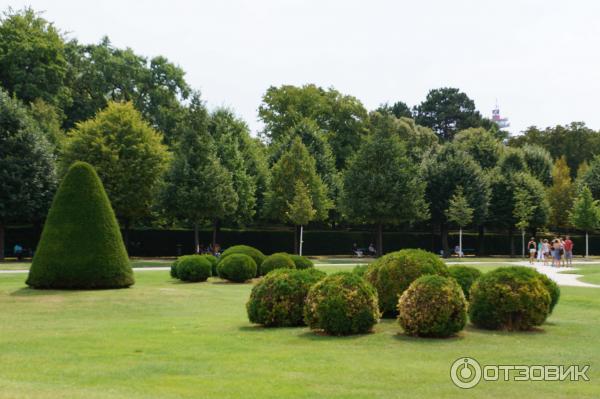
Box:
[580,155,600,201]
[29,98,64,154]
[0,8,68,105]
[342,129,429,256]
[548,156,574,229]
[26,162,133,289]
[513,187,535,258]
[570,186,600,257]
[445,187,473,257]
[522,144,553,185]
[61,101,170,246]
[376,101,412,119]
[421,144,489,256]
[209,107,256,225]
[0,89,56,259]
[498,147,528,175]
[286,181,316,256]
[453,128,501,170]
[63,37,189,141]
[413,87,484,141]
[258,84,369,168]
[264,137,331,253]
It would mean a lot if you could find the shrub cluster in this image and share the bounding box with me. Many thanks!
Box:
[247,268,326,327]
[220,245,265,274]
[290,254,314,269]
[260,252,296,275]
[365,249,448,316]
[174,255,212,282]
[352,264,369,277]
[397,275,467,337]
[536,273,560,314]
[469,266,551,331]
[448,265,482,300]
[304,272,380,335]
[217,253,257,282]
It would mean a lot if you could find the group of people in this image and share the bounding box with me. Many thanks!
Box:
[528,236,573,267]
[352,243,377,257]
[196,243,222,257]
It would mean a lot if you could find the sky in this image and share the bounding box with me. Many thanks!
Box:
[5,0,600,136]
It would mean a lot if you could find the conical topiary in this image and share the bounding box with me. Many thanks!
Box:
[26,161,134,289]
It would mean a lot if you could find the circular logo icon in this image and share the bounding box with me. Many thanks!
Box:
[450,357,482,389]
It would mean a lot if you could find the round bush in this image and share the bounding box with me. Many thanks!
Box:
[175,255,212,282]
[247,268,326,327]
[304,272,380,335]
[365,249,448,316]
[290,254,314,270]
[352,264,369,277]
[448,265,482,300]
[260,252,296,275]
[535,273,560,314]
[217,254,257,283]
[220,245,265,274]
[26,162,134,289]
[170,259,179,278]
[200,254,219,276]
[397,275,467,338]
[469,266,551,331]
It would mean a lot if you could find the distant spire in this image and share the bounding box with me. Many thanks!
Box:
[492,101,509,129]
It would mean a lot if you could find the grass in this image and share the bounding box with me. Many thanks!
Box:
[0,264,598,398]
[559,264,600,284]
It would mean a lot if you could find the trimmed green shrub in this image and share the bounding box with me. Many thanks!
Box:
[26,162,134,289]
[535,273,560,314]
[290,254,314,269]
[247,268,326,327]
[260,252,295,275]
[304,272,380,335]
[365,249,448,316]
[201,254,219,276]
[469,266,551,331]
[398,275,467,338]
[352,264,369,277]
[175,255,212,282]
[448,265,482,300]
[217,253,257,282]
[220,245,265,274]
[170,259,179,278]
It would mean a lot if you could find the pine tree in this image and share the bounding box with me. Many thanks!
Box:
[26,162,133,289]
[570,186,600,257]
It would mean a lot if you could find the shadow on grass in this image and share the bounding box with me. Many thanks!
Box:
[10,285,134,296]
[463,323,547,335]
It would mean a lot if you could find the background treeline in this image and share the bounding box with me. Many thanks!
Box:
[2,7,600,258]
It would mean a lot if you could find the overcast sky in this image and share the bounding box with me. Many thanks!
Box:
[6,0,600,136]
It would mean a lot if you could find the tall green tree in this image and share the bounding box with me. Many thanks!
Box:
[376,101,412,119]
[63,37,189,141]
[342,129,428,255]
[453,127,502,170]
[548,156,574,228]
[579,154,600,201]
[265,137,331,253]
[258,84,369,168]
[0,8,68,106]
[61,101,170,246]
[413,87,484,141]
[513,186,535,257]
[286,181,316,256]
[160,101,237,251]
[421,144,489,256]
[570,186,600,257]
[0,89,56,259]
[445,186,473,257]
[522,144,553,186]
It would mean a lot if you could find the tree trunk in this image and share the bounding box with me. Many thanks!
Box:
[376,222,383,257]
[586,231,589,258]
[293,225,298,255]
[509,228,515,257]
[212,219,220,248]
[459,227,463,258]
[477,225,485,256]
[194,223,200,254]
[299,225,304,256]
[0,223,4,261]
[441,223,449,257]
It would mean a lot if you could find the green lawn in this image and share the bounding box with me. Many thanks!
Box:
[559,264,600,284]
[0,265,598,398]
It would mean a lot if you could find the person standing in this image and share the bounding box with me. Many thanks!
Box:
[542,239,550,266]
[528,237,536,264]
[563,235,574,266]
[551,238,561,267]
[537,238,544,263]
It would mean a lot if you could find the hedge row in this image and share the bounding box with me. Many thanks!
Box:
[7,226,599,257]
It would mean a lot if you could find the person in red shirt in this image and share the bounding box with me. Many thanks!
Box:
[563,236,574,266]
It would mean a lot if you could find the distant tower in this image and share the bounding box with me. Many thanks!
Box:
[492,101,509,129]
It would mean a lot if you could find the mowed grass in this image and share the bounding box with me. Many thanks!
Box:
[560,264,600,284]
[0,266,599,398]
